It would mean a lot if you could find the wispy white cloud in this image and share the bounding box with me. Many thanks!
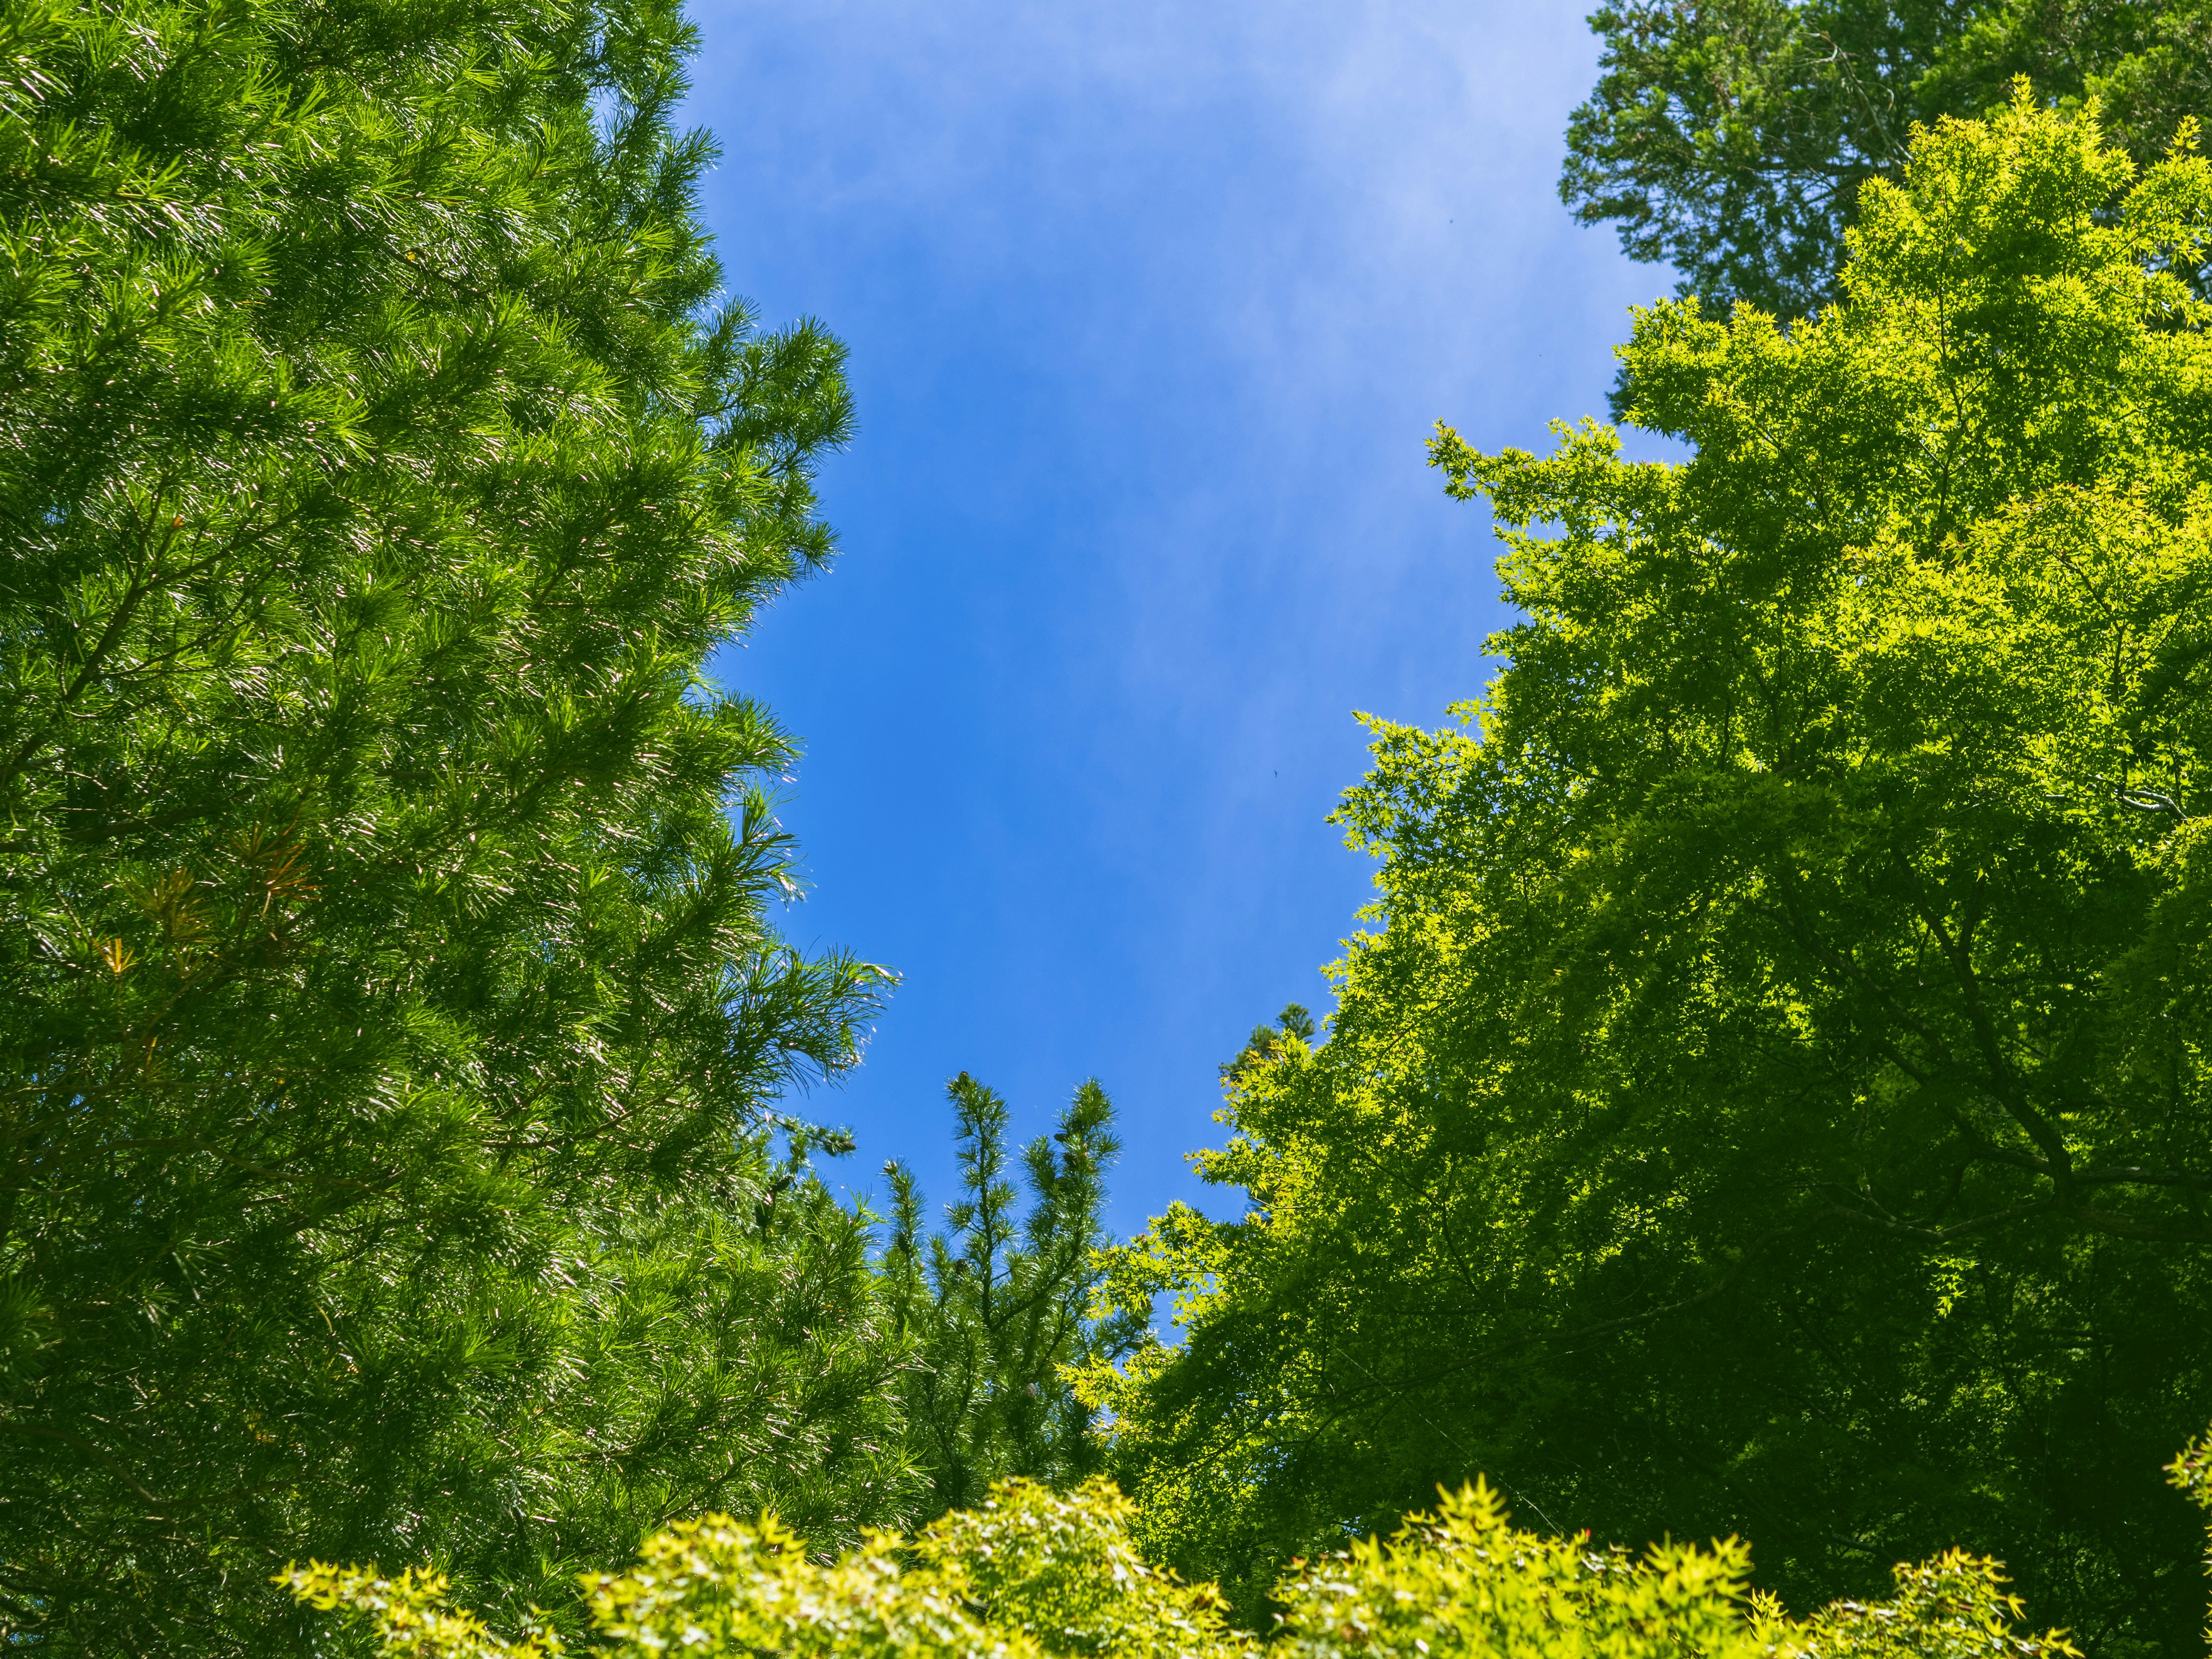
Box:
[684,1,1674,1222]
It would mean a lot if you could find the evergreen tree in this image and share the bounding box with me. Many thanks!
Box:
[0,0,911,1646]
[1219,1004,1316,1081]
[885,1075,1133,1516]
[1563,0,2212,316]
[1086,96,2212,1654]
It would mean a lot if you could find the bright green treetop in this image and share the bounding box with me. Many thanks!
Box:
[288,1479,1259,1659]
[0,0,910,1644]
[1084,93,2212,1654]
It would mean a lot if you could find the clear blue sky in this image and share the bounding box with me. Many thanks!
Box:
[684,1,1666,1237]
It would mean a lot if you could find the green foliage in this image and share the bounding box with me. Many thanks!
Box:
[1089,93,2212,1654]
[887,1076,1137,1516]
[283,1477,2079,1659]
[0,0,910,1643]
[1221,1005,1316,1081]
[1268,1483,1760,1659]
[285,1478,1254,1659]
[1271,1483,2076,1659]
[2169,1427,2212,1650]
[1562,0,2212,315]
[1761,1551,2078,1658]
[918,1479,1245,1659]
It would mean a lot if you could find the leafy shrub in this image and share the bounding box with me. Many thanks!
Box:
[285,1476,2085,1658]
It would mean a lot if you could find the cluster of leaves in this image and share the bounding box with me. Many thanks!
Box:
[2170,1426,2212,1650]
[1085,92,2212,1654]
[0,0,917,1642]
[1563,0,2212,315]
[286,1479,1252,1659]
[1220,1005,1316,1082]
[885,1075,1141,1517]
[284,1475,2083,1659]
[1272,1484,2083,1659]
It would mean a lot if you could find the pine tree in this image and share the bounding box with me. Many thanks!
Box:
[1221,1003,1315,1080]
[884,1076,1133,1516]
[0,0,912,1646]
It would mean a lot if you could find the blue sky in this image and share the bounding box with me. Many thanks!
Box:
[685,1,1667,1237]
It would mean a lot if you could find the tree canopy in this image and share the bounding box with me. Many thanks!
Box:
[0,0,910,1643]
[1563,0,2212,315]
[1086,94,2212,1656]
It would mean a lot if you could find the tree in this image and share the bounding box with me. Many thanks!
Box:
[1085,94,2212,1654]
[0,0,911,1645]
[885,1075,1134,1517]
[1562,0,2212,316]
